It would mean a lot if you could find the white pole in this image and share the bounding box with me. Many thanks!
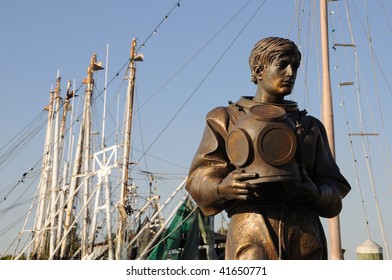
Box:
[88,170,104,254]
[101,45,115,259]
[56,82,73,246]
[32,87,55,257]
[56,161,68,246]
[116,39,138,259]
[102,43,109,150]
[60,102,85,258]
[105,174,114,260]
[81,54,98,258]
[320,0,343,260]
[49,74,62,257]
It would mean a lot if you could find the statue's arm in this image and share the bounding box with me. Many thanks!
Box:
[186,107,232,216]
[310,118,351,218]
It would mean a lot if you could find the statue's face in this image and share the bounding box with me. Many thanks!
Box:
[257,53,300,100]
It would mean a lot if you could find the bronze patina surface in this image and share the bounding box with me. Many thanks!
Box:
[186,37,351,260]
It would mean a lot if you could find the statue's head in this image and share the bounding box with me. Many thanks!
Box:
[249,37,301,84]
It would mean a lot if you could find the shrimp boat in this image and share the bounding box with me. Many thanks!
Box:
[0,38,226,260]
[1,0,392,260]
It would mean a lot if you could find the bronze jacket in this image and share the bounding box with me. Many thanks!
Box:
[186,97,351,217]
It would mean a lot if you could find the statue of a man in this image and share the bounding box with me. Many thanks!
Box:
[186,37,351,260]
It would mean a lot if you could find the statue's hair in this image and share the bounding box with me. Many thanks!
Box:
[249,37,301,84]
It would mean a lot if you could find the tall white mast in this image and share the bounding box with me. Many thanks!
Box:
[81,54,103,258]
[49,73,62,257]
[60,54,103,259]
[86,43,116,259]
[116,38,143,259]
[60,93,86,258]
[85,43,116,259]
[56,80,74,254]
[32,85,55,258]
[320,0,343,260]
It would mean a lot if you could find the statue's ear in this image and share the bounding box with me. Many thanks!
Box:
[253,65,263,80]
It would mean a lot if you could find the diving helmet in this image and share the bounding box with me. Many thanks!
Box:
[226,104,301,184]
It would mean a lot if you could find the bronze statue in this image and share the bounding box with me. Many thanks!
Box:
[186,37,351,260]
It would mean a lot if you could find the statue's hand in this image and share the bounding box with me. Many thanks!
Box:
[217,170,258,201]
[282,173,321,204]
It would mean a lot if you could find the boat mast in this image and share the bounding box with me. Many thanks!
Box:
[320,0,343,260]
[86,43,116,260]
[59,54,103,259]
[102,43,109,150]
[60,90,86,258]
[32,84,55,258]
[81,54,103,258]
[49,73,62,257]
[116,38,142,259]
[56,81,74,249]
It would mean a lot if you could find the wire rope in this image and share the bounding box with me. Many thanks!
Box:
[133,0,268,167]
[329,0,391,259]
[329,1,372,240]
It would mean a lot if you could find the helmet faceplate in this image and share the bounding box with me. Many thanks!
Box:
[226,104,301,184]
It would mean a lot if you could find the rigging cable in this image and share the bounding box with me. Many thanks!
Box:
[132,0,268,167]
[78,0,263,195]
[291,0,320,112]
[0,79,85,173]
[1,1,186,258]
[0,110,47,170]
[112,0,259,185]
[350,1,392,98]
[379,0,392,35]
[286,0,302,37]
[127,0,258,185]
[351,0,392,189]
[126,0,258,188]
[50,0,188,180]
[351,0,391,259]
[329,1,372,240]
[136,0,256,112]
[331,0,391,258]
[137,0,184,53]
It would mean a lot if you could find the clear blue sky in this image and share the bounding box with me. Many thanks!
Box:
[1,0,392,260]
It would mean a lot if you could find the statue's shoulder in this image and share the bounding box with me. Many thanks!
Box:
[297,113,327,138]
[205,97,254,124]
[206,106,229,120]
[302,114,324,127]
